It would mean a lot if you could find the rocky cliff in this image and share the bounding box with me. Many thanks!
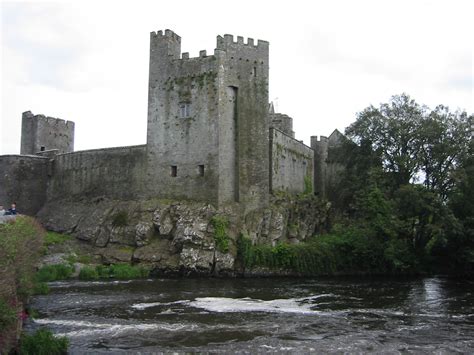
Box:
[37,195,330,276]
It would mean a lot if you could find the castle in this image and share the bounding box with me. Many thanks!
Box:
[0,30,342,215]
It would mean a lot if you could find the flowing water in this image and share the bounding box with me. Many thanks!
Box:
[26,277,473,353]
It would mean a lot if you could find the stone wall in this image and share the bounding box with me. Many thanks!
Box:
[270,128,314,194]
[217,34,270,211]
[311,130,345,198]
[48,145,147,200]
[270,113,295,138]
[0,155,50,215]
[20,111,74,155]
[146,30,270,210]
[146,30,220,204]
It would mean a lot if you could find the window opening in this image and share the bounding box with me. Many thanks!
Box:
[40,146,46,151]
[171,165,177,177]
[179,103,191,118]
[198,165,205,176]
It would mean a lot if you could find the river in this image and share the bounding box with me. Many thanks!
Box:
[26,277,473,353]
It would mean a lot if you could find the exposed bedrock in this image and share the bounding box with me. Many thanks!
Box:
[37,195,330,275]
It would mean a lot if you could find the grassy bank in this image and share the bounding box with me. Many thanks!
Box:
[0,216,68,353]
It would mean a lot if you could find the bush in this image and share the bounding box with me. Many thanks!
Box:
[237,228,416,276]
[20,329,68,355]
[109,264,149,280]
[32,282,50,295]
[210,215,230,253]
[0,298,17,332]
[35,264,73,282]
[78,266,99,280]
[0,216,45,302]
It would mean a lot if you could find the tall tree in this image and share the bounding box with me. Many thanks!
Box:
[345,93,425,187]
[418,106,472,200]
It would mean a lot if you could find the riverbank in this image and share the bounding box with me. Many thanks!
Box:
[0,216,69,354]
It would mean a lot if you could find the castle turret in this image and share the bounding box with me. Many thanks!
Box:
[20,111,74,155]
[146,30,270,210]
[311,129,346,199]
[311,135,329,197]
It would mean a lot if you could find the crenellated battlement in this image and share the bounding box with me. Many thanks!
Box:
[21,111,75,155]
[311,135,329,144]
[22,111,74,127]
[217,34,268,50]
[150,29,181,42]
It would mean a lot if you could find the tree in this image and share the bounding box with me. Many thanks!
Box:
[346,94,472,198]
[345,93,425,187]
[418,106,472,200]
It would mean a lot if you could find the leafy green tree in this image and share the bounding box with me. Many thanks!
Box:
[345,93,425,187]
[418,106,472,200]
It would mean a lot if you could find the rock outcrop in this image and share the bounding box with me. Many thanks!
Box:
[37,195,330,275]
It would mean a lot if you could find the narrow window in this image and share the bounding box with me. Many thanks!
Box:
[171,165,177,177]
[40,146,45,151]
[179,103,191,118]
[252,67,257,77]
[198,165,205,176]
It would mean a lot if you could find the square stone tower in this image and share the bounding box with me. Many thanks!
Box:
[146,30,269,210]
[20,111,74,155]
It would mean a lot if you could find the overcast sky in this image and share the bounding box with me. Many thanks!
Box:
[1,0,472,155]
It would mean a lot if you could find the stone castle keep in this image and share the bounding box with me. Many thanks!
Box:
[0,30,341,215]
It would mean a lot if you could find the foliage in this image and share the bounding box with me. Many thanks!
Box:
[237,230,414,276]
[104,264,149,279]
[111,211,129,227]
[35,264,73,282]
[0,216,45,302]
[303,175,313,195]
[210,215,230,253]
[345,94,472,197]
[44,231,71,246]
[79,264,149,280]
[32,282,50,295]
[331,94,474,274]
[78,266,99,280]
[0,299,17,331]
[66,253,93,264]
[20,329,68,355]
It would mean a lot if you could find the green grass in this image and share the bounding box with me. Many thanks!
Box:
[20,328,68,355]
[35,264,73,282]
[32,282,50,295]
[44,231,71,246]
[66,253,93,265]
[78,266,99,280]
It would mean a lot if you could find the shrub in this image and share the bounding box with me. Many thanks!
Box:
[108,264,149,279]
[20,329,68,355]
[0,299,17,332]
[35,264,73,282]
[0,216,45,302]
[78,266,99,280]
[96,265,112,278]
[210,215,230,253]
[32,282,50,295]
[44,232,71,246]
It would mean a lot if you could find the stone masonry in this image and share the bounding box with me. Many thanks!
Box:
[0,29,341,215]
